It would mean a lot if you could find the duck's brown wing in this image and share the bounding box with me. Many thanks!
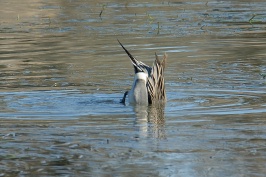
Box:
[147,53,167,104]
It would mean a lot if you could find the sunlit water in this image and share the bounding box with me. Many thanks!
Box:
[1,0,266,176]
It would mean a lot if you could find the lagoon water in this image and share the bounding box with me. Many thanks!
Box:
[1,0,266,176]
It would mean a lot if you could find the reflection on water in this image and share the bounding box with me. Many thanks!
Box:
[1,0,266,176]
[134,104,166,139]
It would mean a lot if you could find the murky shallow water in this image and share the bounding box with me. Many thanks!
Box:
[1,0,266,176]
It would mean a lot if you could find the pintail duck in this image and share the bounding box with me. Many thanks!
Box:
[118,40,167,105]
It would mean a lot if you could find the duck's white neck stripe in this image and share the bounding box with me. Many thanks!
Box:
[134,72,147,82]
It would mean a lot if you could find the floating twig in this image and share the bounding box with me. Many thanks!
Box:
[157,22,160,34]
[99,4,106,19]
[249,14,257,24]
[147,13,154,24]
[200,25,205,30]
[260,73,266,79]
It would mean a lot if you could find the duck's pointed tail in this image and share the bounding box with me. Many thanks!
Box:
[117,39,152,74]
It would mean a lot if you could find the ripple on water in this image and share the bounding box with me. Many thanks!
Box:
[1,87,265,122]
[166,88,266,118]
[0,90,130,120]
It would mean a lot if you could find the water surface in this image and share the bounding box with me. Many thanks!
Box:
[1,0,266,176]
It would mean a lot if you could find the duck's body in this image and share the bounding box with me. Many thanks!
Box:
[118,40,167,105]
[128,72,149,105]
